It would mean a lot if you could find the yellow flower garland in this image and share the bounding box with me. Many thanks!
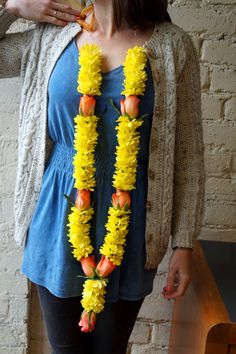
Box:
[66,43,148,331]
[100,207,131,265]
[73,114,99,191]
[122,46,147,96]
[77,44,102,96]
[68,206,94,260]
[81,279,107,314]
[112,116,144,190]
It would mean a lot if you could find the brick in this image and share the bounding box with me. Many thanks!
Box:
[129,322,151,344]
[205,202,236,227]
[0,166,17,195]
[0,272,29,295]
[203,122,236,152]
[211,68,236,93]
[199,229,236,242]
[206,177,236,195]
[0,349,27,354]
[0,248,24,273]
[0,141,18,166]
[202,40,236,65]
[0,223,11,244]
[151,322,172,347]
[9,298,28,323]
[131,344,168,354]
[0,115,19,138]
[0,324,27,347]
[201,95,223,120]
[0,103,19,115]
[1,196,14,220]
[0,78,21,104]
[225,97,236,121]
[204,154,231,176]
[138,275,173,321]
[205,0,236,3]
[168,7,236,34]
[0,294,9,319]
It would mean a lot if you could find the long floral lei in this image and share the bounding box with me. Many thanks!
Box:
[66,43,148,332]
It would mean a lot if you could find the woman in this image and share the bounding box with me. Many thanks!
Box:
[0,0,205,353]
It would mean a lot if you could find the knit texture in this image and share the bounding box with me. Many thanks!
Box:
[0,6,205,269]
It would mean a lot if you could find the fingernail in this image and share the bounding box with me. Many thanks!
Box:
[166,286,173,292]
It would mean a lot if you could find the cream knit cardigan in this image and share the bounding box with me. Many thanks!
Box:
[0,6,205,270]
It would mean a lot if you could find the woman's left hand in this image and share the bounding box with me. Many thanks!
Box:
[162,248,193,300]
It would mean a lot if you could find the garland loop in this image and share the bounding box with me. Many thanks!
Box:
[66,43,148,332]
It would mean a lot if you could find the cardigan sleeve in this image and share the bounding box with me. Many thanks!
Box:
[171,33,206,250]
[0,6,35,78]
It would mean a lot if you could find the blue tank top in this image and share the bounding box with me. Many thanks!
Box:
[21,38,157,302]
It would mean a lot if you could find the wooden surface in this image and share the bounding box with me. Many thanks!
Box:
[168,240,236,354]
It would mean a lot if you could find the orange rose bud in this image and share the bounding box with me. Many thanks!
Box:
[120,99,125,116]
[96,255,117,278]
[80,255,96,277]
[121,95,140,118]
[112,193,119,208]
[75,189,90,209]
[79,310,96,332]
[79,95,96,116]
[112,190,130,209]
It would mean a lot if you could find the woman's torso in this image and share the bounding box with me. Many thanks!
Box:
[21,37,157,300]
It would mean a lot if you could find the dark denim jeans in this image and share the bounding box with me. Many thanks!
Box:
[36,284,144,354]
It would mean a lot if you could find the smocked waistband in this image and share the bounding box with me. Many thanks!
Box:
[45,142,149,177]
[46,143,75,174]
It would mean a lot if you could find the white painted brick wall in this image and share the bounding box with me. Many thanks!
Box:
[0,1,235,353]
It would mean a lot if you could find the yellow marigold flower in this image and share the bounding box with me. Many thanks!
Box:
[113,116,143,190]
[73,114,99,191]
[78,44,102,96]
[81,279,107,313]
[122,46,148,96]
[100,207,131,265]
[67,206,94,260]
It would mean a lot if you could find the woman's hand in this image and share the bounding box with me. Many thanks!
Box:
[5,0,82,27]
[162,248,193,300]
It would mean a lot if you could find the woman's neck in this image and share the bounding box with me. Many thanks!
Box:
[89,1,130,39]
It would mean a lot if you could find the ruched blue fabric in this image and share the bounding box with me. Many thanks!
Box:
[21,38,157,302]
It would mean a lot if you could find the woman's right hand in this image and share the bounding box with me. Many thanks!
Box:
[5,0,82,27]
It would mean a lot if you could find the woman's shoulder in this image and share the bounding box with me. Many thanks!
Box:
[150,21,197,73]
[153,21,194,49]
[26,22,82,54]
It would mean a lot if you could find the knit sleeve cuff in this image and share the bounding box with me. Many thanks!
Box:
[171,230,196,250]
[0,5,19,34]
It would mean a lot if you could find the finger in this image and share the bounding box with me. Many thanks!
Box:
[42,15,68,27]
[164,275,191,299]
[165,269,176,292]
[47,8,80,22]
[51,1,83,16]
